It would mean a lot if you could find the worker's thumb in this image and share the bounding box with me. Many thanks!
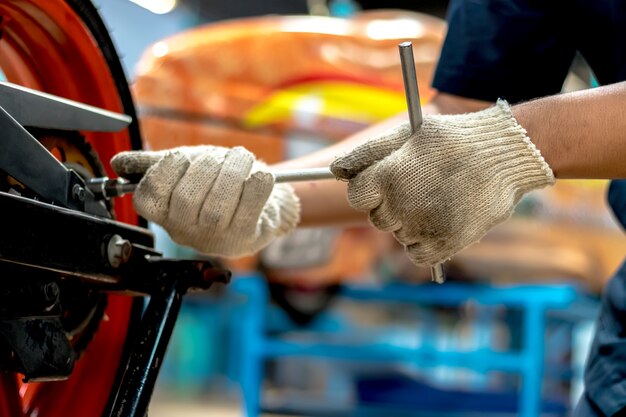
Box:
[111,150,166,178]
[330,121,412,180]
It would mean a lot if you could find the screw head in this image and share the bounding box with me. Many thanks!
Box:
[72,184,85,202]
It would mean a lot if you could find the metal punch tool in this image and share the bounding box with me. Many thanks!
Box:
[399,42,446,284]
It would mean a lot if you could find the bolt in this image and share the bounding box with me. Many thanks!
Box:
[107,234,133,268]
[72,184,85,202]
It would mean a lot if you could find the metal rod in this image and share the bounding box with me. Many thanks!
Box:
[399,41,446,285]
[106,167,336,197]
[399,42,423,131]
[431,263,446,284]
[273,167,334,183]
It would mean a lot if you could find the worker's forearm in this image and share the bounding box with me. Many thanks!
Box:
[271,115,407,227]
[513,82,626,179]
[272,112,407,227]
[272,93,492,227]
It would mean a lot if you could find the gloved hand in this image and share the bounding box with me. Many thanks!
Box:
[330,100,555,266]
[111,146,300,257]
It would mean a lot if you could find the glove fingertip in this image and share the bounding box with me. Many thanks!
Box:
[223,146,255,177]
[405,244,430,268]
[110,151,138,176]
[249,170,274,185]
[405,243,450,268]
[330,157,359,180]
[230,145,254,157]
[111,150,167,177]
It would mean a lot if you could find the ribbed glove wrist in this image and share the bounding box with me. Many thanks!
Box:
[331,100,554,266]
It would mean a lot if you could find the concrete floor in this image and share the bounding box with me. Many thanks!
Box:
[149,398,296,417]
[149,398,242,417]
[149,393,300,417]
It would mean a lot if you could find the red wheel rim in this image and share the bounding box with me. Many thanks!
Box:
[0,2,139,416]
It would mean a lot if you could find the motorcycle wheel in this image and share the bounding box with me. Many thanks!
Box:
[0,1,143,416]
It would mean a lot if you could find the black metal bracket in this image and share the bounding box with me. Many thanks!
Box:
[0,105,88,211]
[105,259,230,417]
[0,81,130,214]
[0,81,233,416]
[0,190,230,397]
[0,191,153,282]
[0,189,231,292]
[0,81,131,132]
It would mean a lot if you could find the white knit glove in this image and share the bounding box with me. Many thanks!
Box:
[111,146,300,257]
[330,100,555,266]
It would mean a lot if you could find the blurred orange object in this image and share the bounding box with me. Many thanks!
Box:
[134,10,445,162]
[454,181,626,293]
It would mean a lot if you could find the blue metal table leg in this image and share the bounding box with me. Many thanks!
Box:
[520,305,546,417]
[237,277,267,417]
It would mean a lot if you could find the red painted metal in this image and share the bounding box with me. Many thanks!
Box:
[0,1,139,416]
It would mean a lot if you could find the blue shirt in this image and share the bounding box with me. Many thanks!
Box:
[433,0,626,103]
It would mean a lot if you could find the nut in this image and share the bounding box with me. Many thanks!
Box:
[107,234,133,268]
[72,184,85,202]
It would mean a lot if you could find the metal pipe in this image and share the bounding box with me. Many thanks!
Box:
[398,41,446,285]
[399,42,423,131]
[101,167,336,198]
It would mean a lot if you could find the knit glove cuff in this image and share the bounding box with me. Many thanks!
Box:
[458,100,555,194]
